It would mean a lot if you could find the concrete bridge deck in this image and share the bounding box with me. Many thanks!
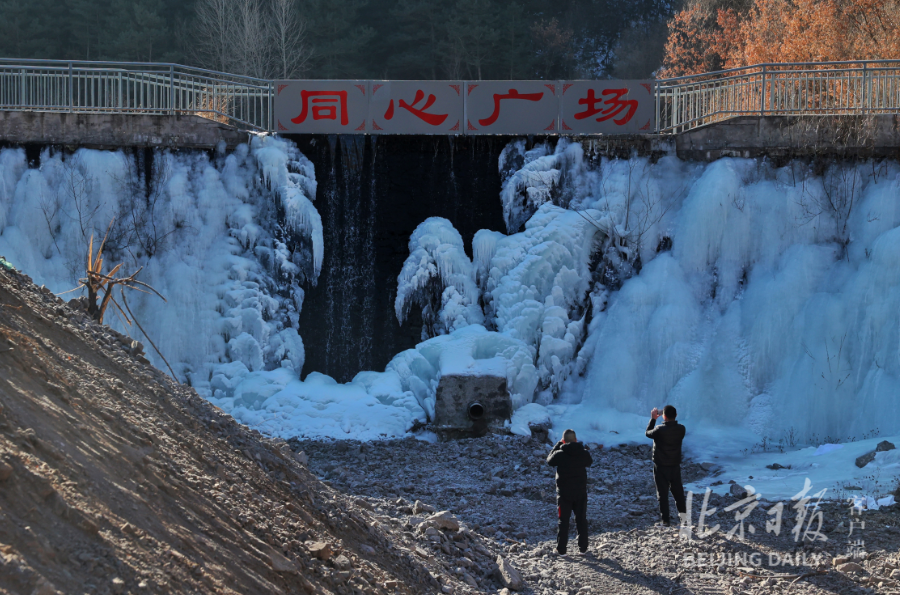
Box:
[1,111,899,160]
[0,111,251,151]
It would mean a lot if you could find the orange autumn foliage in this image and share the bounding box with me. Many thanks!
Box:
[662,0,900,76]
[661,4,723,77]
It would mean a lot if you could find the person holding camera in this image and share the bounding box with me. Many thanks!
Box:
[646,405,686,527]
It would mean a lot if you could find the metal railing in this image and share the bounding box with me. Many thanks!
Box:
[656,60,900,133]
[3,58,900,134]
[0,59,273,131]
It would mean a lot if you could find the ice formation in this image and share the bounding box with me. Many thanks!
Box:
[5,129,900,496]
[497,138,589,233]
[570,157,899,447]
[394,217,483,338]
[0,135,317,395]
[411,146,900,463]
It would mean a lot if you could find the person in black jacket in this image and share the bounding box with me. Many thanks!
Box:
[547,429,594,554]
[646,405,687,526]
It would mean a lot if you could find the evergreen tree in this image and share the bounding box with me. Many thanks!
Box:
[0,0,66,58]
[384,0,444,79]
[66,0,111,60]
[104,0,170,62]
[497,1,536,79]
[303,0,375,78]
[442,0,501,80]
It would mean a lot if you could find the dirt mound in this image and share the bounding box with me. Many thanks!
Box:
[0,265,437,595]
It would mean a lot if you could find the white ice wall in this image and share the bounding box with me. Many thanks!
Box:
[0,136,317,397]
[3,134,898,448]
[574,157,900,444]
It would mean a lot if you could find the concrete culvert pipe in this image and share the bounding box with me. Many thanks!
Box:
[468,402,485,420]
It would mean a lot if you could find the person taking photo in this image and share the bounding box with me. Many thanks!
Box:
[546,429,593,554]
[646,405,686,527]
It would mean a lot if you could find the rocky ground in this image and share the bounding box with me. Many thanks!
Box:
[3,258,900,595]
[0,264,439,595]
[292,436,900,595]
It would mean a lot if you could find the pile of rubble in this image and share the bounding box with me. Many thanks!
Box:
[0,264,437,595]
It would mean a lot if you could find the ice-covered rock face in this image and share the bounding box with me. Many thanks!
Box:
[497,138,589,233]
[5,133,899,447]
[395,217,483,339]
[575,157,900,445]
[421,145,900,447]
[0,135,318,396]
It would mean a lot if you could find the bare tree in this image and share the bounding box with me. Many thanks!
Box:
[596,155,677,265]
[70,227,178,380]
[192,0,233,73]
[192,0,310,80]
[271,0,310,79]
[60,154,99,243]
[110,153,193,262]
[234,0,272,79]
[797,160,864,252]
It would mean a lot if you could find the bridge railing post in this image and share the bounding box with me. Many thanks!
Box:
[769,66,775,113]
[169,65,175,116]
[654,80,660,133]
[760,65,766,116]
[269,81,274,132]
[68,63,73,112]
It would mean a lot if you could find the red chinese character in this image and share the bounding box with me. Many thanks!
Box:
[478,89,544,126]
[384,90,448,126]
[291,90,349,125]
[574,88,637,125]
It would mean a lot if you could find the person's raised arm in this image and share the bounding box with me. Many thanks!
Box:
[646,408,660,438]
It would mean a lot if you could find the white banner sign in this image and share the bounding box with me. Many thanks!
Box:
[274,80,655,135]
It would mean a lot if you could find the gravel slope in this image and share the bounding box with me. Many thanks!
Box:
[4,257,899,595]
[293,436,900,595]
[0,264,437,595]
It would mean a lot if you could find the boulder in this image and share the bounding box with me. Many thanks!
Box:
[856,452,877,468]
[359,544,376,556]
[269,551,298,574]
[308,542,333,561]
[0,461,12,481]
[496,555,524,591]
[836,562,865,573]
[729,483,748,498]
[425,511,460,532]
[877,440,896,452]
[110,577,126,595]
[353,498,373,511]
[853,440,896,468]
[413,500,435,515]
[333,555,351,570]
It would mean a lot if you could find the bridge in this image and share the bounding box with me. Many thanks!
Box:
[1,58,900,157]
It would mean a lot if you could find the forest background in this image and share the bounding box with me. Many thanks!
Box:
[0,0,898,82]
